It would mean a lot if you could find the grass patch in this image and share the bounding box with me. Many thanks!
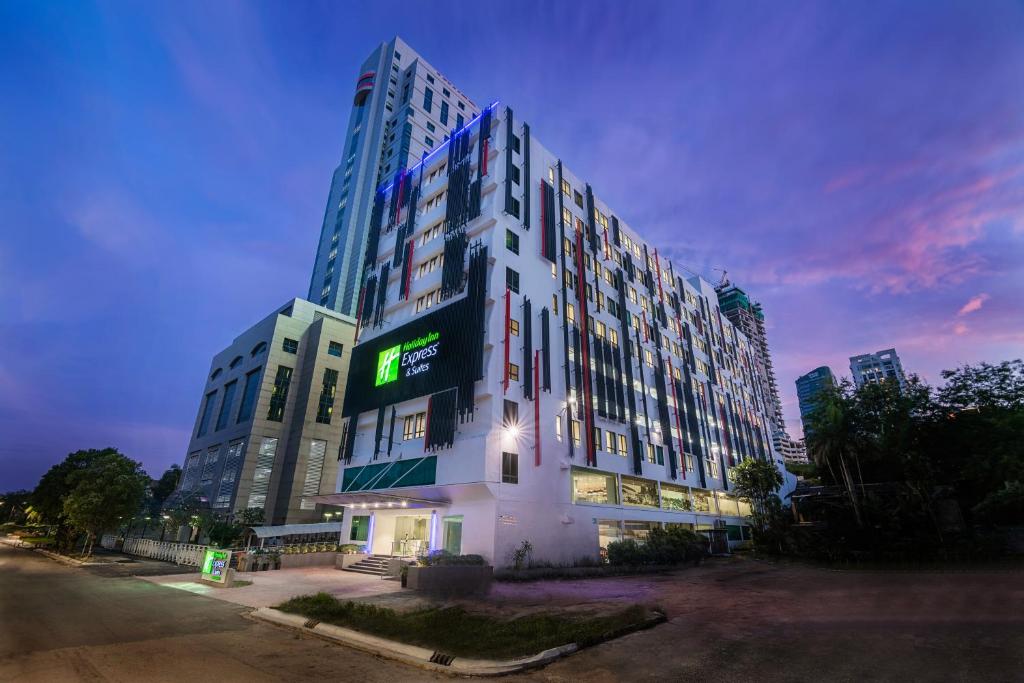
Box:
[231,580,253,588]
[276,592,655,659]
[20,537,55,547]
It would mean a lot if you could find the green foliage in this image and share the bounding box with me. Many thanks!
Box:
[423,551,486,566]
[510,539,533,570]
[206,518,243,548]
[236,507,265,526]
[972,482,1024,525]
[792,359,1024,562]
[147,465,181,516]
[61,449,148,555]
[276,592,652,659]
[0,490,32,524]
[606,527,707,566]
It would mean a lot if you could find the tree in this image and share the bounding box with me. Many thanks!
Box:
[0,490,32,524]
[62,450,148,556]
[236,507,265,526]
[805,382,865,527]
[32,449,110,551]
[730,457,784,539]
[148,465,181,517]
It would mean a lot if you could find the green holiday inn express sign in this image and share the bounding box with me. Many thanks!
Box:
[201,549,232,583]
[375,331,441,387]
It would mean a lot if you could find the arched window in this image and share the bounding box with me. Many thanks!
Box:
[251,342,267,357]
[229,356,243,369]
[210,368,223,380]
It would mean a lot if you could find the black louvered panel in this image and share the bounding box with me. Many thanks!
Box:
[522,298,533,400]
[440,230,467,300]
[624,252,635,283]
[387,406,396,456]
[680,365,706,487]
[360,274,377,325]
[654,355,679,479]
[634,329,651,435]
[373,262,390,328]
[425,388,458,451]
[341,416,358,464]
[387,170,402,228]
[571,326,583,405]
[556,161,574,458]
[584,184,598,253]
[539,181,557,262]
[540,307,552,391]
[613,342,626,422]
[504,106,515,216]
[522,123,530,230]
[594,338,607,419]
[444,127,474,234]
[373,404,386,457]
[399,240,413,300]
[611,215,621,246]
[458,243,489,420]
[364,191,386,269]
[658,302,668,329]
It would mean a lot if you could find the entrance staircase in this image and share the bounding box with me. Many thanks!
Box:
[342,555,392,576]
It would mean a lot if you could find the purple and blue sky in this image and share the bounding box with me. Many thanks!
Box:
[2,1,1022,489]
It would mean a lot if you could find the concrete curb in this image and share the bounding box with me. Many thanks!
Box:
[249,606,595,676]
[35,549,106,566]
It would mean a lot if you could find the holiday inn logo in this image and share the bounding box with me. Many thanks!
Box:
[375,344,401,386]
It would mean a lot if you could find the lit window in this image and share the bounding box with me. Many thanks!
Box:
[508,363,520,382]
[510,319,520,336]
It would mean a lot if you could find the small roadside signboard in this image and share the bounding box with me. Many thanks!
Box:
[201,549,232,584]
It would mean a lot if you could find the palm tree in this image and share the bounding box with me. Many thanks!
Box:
[806,384,864,528]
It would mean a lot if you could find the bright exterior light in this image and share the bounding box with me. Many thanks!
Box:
[400,500,408,507]
[506,424,520,439]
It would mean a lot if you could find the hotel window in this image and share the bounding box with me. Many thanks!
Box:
[315,369,338,424]
[561,178,571,196]
[621,476,658,507]
[505,229,519,254]
[501,451,519,484]
[604,430,616,454]
[197,390,217,437]
[510,319,520,336]
[662,483,692,511]
[328,341,344,357]
[282,338,298,354]
[403,412,426,440]
[618,433,627,456]
[440,101,449,125]
[506,267,520,294]
[236,368,262,423]
[692,489,713,513]
[215,381,237,432]
[555,417,563,441]
[511,165,521,184]
[350,515,370,542]
[267,366,292,422]
[644,349,654,367]
[508,196,521,218]
[503,399,519,428]
[571,468,618,505]
[562,206,572,226]
[552,294,558,313]
[567,303,576,324]
[570,419,581,446]
[423,88,433,112]
[424,136,433,148]
[508,363,520,382]
[574,190,584,208]
[456,113,464,129]
[646,443,664,465]
[511,135,521,154]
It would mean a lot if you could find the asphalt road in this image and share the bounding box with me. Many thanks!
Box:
[0,544,444,682]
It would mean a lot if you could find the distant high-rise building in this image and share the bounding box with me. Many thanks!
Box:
[850,348,907,391]
[716,281,785,435]
[773,433,809,465]
[309,37,478,317]
[795,366,836,436]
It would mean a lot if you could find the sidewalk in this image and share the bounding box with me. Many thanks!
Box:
[140,565,403,608]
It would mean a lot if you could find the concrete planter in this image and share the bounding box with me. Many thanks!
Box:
[336,553,369,569]
[279,551,338,569]
[406,564,493,596]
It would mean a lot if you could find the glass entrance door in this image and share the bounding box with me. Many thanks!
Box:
[441,515,463,555]
[393,515,429,557]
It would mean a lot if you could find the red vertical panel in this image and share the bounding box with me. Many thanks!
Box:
[403,240,414,299]
[482,138,489,176]
[654,248,664,304]
[534,349,541,467]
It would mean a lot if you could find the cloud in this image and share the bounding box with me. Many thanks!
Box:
[957,293,989,316]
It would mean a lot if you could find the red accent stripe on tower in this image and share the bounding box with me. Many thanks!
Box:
[503,287,511,394]
[641,310,649,342]
[482,138,489,176]
[654,248,664,303]
[534,349,541,466]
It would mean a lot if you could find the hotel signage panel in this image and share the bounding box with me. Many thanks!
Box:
[344,297,480,416]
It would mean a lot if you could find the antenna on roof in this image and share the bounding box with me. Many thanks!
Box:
[714,268,729,288]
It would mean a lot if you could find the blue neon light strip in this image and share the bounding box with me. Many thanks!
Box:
[376,100,499,196]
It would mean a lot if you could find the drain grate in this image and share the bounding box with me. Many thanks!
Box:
[303,619,320,629]
[429,652,454,666]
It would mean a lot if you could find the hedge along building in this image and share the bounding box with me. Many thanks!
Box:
[311,105,795,565]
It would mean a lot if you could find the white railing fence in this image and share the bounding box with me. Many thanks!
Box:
[100,533,118,550]
[121,537,209,566]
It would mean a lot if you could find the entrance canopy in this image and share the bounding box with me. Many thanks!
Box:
[246,522,344,539]
[308,482,494,511]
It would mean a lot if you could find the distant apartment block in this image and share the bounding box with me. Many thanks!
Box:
[773,433,809,465]
[171,299,356,524]
[850,348,907,391]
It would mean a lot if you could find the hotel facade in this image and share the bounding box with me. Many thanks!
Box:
[312,101,795,565]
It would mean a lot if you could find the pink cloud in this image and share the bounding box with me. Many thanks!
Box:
[957,293,989,316]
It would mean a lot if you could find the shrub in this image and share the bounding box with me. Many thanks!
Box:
[607,527,707,566]
[423,550,486,566]
[338,544,363,554]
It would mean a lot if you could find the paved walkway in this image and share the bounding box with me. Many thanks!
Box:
[141,565,402,608]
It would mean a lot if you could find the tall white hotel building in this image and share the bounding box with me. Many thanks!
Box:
[312,38,794,566]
